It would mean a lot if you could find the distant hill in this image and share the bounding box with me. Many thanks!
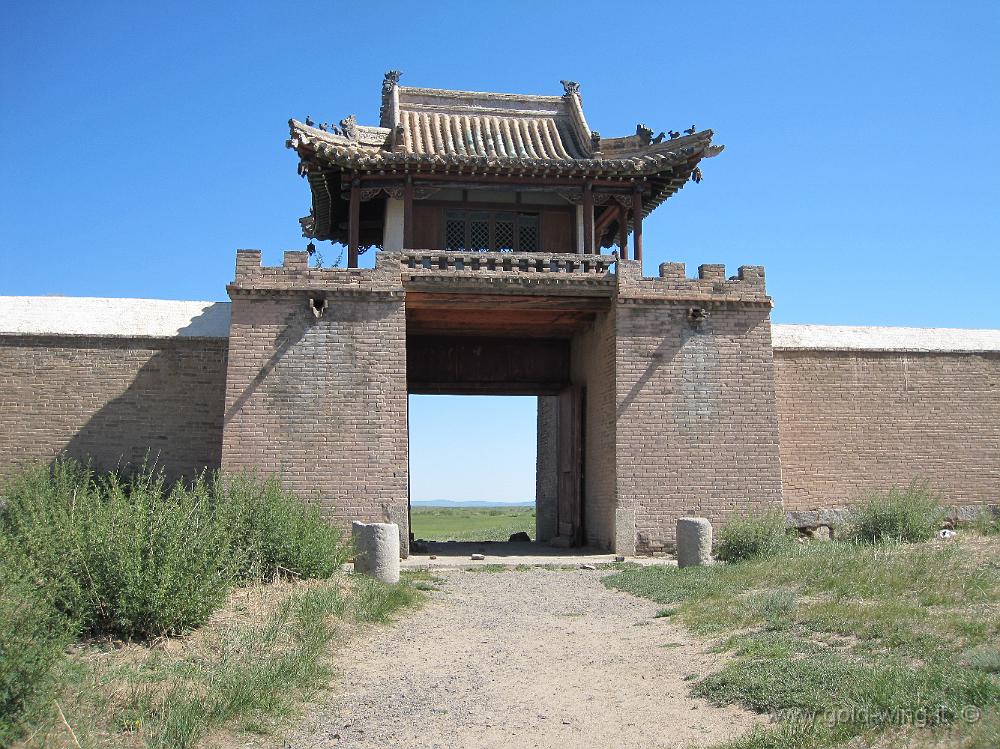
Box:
[411,499,534,508]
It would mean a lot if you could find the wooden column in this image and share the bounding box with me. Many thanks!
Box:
[582,180,594,254]
[617,201,629,261]
[348,175,360,268]
[632,182,643,266]
[403,175,414,249]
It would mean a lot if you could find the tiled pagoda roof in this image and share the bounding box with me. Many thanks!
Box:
[288,77,722,176]
[286,72,724,243]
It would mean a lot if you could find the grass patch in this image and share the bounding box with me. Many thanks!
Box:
[716,511,793,563]
[22,575,423,749]
[0,459,382,747]
[410,505,535,541]
[604,535,1000,747]
[847,482,946,544]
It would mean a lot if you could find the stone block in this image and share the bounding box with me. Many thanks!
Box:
[615,507,636,556]
[352,522,400,584]
[676,517,713,567]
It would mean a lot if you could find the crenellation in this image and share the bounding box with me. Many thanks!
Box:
[617,258,770,305]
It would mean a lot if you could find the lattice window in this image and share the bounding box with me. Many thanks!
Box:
[442,210,540,252]
[445,217,466,250]
[495,218,515,252]
[469,214,491,252]
[517,213,539,252]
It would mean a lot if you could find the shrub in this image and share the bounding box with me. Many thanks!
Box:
[847,482,945,544]
[218,474,350,583]
[1,460,233,638]
[716,512,792,563]
[0,459,348,640]
[971,507,999,537]
[0,543,73,745]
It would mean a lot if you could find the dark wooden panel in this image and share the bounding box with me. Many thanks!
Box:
[541,210,574,253]
[407,308,594,339]
[412,203,443,249]
[405,292,610,311]
[407,336,570,394]
[556,385,583,544]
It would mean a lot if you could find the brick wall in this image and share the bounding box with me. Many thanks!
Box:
[613,261,784,552]
[0,335,227,481]
[571,308,618,549]
[221,250,410,553]
[775,349,1000,510]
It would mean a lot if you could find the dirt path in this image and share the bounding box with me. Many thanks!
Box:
[283,567,759,749]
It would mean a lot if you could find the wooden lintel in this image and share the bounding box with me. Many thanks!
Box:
[404,291,610,312]
[409,382,566,396]
[359,172,641,190]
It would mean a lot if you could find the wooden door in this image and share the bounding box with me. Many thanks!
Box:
[556,385,583,544]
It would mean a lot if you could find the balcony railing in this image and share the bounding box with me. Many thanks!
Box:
[400,250,616,276]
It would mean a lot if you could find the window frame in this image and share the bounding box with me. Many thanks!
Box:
[443,209,540,252]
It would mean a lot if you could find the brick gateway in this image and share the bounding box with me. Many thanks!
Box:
[2,74,998,555]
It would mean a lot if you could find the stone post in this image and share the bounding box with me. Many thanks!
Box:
[676,517,713,567]
[352,522,400,584]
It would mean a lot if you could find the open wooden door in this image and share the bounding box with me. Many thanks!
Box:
[555,385,584,545]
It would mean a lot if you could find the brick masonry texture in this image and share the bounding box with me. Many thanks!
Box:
[0,335,227,481]
[3,251,1000,558]
[613,260,784,553]
[222,250,410,554]
[572,307,618,549]
[774,349,1000,511]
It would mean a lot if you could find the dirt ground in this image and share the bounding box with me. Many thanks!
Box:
[278,567,760,749]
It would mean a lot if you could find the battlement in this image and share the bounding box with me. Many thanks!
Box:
[616,259,770,304]
[228,250,404,297]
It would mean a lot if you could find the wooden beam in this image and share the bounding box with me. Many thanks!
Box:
[360,172,639,189]
[403,175,414,249]
[618,201,629,261]
[632,183,644,267]
[582,180,594,255]
[348,175,360,268]
[404,292,611,312]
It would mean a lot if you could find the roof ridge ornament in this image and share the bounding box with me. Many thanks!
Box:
[383,70,402,94]
[339,115,358,140]
[560,80,580,97]
[380,70,403,128]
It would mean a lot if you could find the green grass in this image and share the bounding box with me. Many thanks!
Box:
[21,575,424,749]
[410,505,535,541]
[604,536,1000,748]
[0,459,389,747]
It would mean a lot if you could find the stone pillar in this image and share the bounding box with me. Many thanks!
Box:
[676,517,713,567]
[352,522,400,583]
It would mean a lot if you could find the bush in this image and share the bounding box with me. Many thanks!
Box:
[847,482,945,544]
[972,507,999,537]
[716,511,792,563]
[218,474,350,583]
[1,460,233,638]
[0,544,73,745]
[0,459,349,640]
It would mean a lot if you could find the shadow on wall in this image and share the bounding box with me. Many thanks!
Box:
[60,339,229,484]
[616,306,771,418]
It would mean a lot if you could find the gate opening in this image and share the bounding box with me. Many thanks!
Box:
[408,394,538,545]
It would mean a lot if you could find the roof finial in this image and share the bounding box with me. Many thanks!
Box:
[636,123,653,146]
[383,70,402,94]
[560,80,580,96]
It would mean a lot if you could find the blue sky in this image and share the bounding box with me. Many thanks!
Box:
[2,1,998,502]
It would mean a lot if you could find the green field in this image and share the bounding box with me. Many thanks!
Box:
[410,505,536,541]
